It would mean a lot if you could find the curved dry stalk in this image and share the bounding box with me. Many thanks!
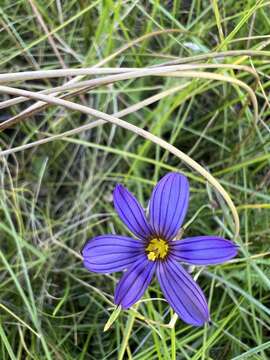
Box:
[0,63,258,84]
[1,31,266,131]
[0,85,240,238]
[0,67,139,83]
[0,65,258,131]
[0,63,258,113]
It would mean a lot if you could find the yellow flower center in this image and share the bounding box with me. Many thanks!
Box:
[146,238,169,261]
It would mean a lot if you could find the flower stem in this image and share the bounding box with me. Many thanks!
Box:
[118,309,136,360]
[171,310,176,360]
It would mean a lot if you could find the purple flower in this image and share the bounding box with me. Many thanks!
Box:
[82,172,238,327]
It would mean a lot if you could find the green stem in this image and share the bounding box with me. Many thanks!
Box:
[118,310,136,360]
[171,311,176,360]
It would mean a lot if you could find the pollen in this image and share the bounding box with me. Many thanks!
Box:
[146,238,169,261]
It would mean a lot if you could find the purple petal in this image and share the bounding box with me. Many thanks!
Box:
[82,235,144,273]
[170,236,238,265]
[157,259,209,326]
[114,256,156,308]
[113,184,152,240]
[149,173,189,240]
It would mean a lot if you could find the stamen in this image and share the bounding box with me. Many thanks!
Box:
[146,238,169,261]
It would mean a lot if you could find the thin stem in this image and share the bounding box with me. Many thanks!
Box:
[118,311,136,360]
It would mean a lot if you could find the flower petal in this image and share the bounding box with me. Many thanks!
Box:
[170,236,238,265]
[157,259,209,326]
[149,172,189,240]
[113,184,152,240]
[82,235,144,273]
[114,256,156,308]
